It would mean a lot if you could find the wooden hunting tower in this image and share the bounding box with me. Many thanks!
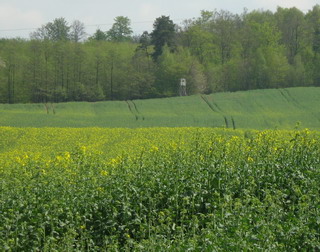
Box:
[179,78,187,96]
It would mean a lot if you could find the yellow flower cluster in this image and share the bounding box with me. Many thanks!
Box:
[0,127,318,180]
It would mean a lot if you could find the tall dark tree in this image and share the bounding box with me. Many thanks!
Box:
[135,31,151,58]
[139,32,151,49]
[150,16,176,61]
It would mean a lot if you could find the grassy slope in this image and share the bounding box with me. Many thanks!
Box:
[0,87,319,129]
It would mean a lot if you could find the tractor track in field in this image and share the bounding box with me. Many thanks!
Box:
[201,95,218,113]
[201,95,236,129]
[125,100,144,121]
[231,116,236,130]
[279,89,302,109]
[279,89,291,104]
[212,101,223,113]
[43,103,56,114]
[279,89,320,122]
[125,100,138,120]
[131,100,145,120]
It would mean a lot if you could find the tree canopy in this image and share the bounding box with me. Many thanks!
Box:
[1,5,320,104]
[107,16,133,42]
[150,16,176,61]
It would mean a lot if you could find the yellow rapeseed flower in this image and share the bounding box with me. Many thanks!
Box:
[100,170,108,176]
[97,187,104,192]
[150,145,159,152]
[64,152,71,160]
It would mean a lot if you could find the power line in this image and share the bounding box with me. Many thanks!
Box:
[0,27,38,32]
[0,18,186,33]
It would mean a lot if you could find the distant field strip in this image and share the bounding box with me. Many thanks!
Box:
[0,87,319,129]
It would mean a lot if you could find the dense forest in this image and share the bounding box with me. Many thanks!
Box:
[0,5,320,103]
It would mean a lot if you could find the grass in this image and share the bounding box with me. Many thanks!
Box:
[0,87,319,129]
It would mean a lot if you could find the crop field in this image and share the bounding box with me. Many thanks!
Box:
[1,127,320,250]
[0,87,320,130]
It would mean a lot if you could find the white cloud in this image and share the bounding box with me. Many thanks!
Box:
[138,3,160,21]
[0,3,44,37]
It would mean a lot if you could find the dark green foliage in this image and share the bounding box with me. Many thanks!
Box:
[150,16,176,61]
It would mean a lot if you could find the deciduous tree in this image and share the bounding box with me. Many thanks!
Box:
[70,20,86,42]
[107,16,133,42]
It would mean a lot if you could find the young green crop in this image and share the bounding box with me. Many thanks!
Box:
[0,127,319,250]
[1,87,320,130]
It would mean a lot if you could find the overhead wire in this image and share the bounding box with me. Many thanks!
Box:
[0,18,187,33]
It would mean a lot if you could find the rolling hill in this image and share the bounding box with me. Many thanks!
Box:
[0,87,319,130]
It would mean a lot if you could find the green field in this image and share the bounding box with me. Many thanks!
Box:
[1,87,320,129]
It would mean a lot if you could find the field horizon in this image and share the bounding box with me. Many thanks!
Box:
[0,86,320,130]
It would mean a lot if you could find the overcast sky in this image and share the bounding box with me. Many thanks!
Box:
[0,0,319,39]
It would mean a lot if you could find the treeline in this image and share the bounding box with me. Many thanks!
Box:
[0,5,320,103]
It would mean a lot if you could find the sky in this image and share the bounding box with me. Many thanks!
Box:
[0,0,319,39]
